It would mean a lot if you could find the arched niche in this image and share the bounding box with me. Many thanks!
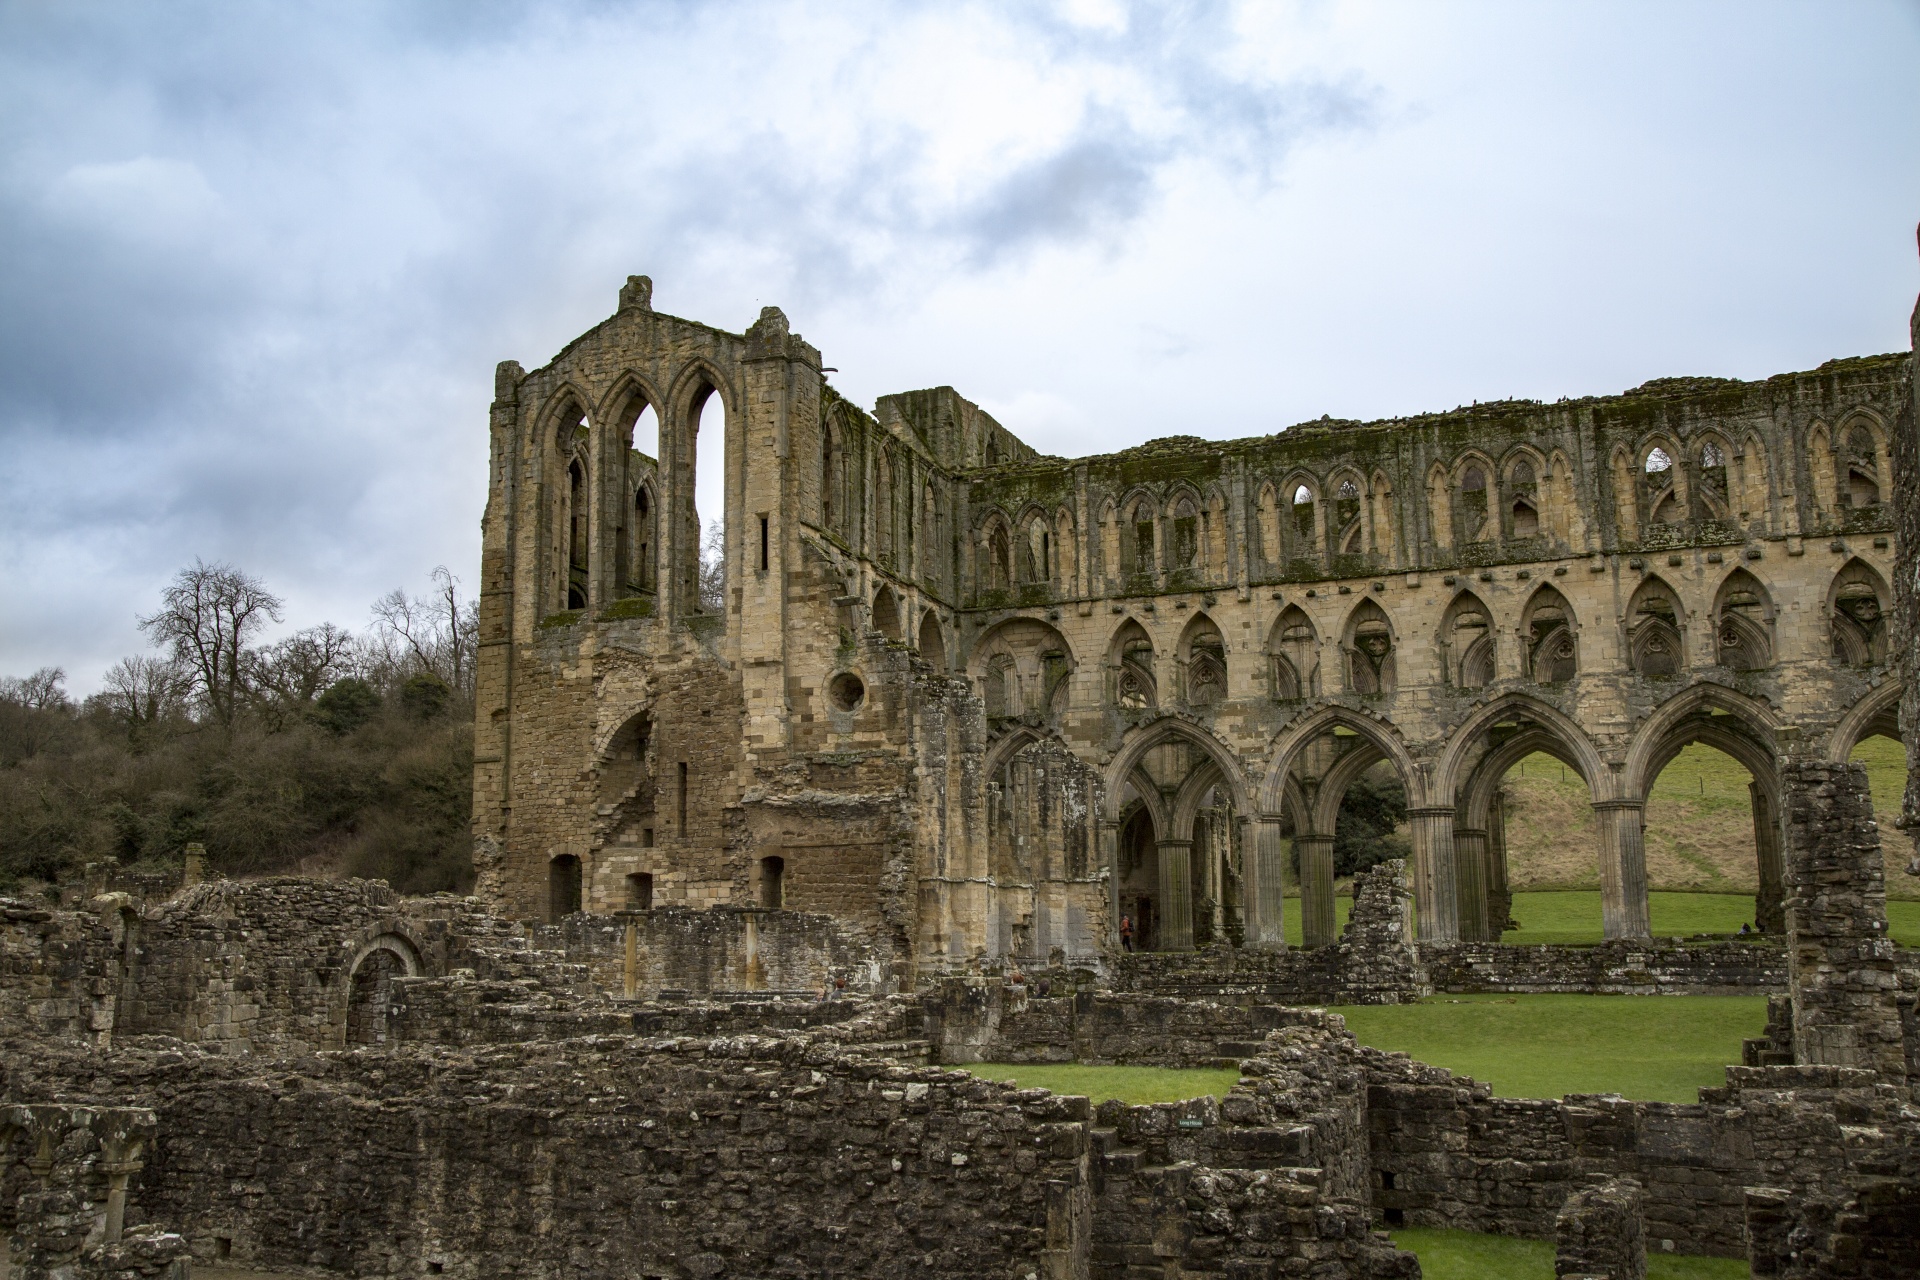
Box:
[872,585,903,641]
[1439,591,1494,690]
[343,933,422,1047]
[1713,567,1775,671]
[596,709,656,848]
[1693,434,1732,521]
[1266,606,1319,701]
[1329,472,1364,554]
[1107,617,1157,710]
[1641,439,1684,527]
[1520,585,1578,684]
[1342,598,1397,694]
[1177,612,1228,707]
[1503,451,1543,541]
[1626,575,1686,677]
[917,611,949,671]
[970,617,1075,722]
[1456,456,1493,544]
[1829,557,1889,667]
[1167,490,1202,571]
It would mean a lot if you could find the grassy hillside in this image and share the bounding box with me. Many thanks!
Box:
[1499,736,1915,899]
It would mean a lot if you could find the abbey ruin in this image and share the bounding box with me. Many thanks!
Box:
[3,270,1917,1280]
[473,274,1907,977]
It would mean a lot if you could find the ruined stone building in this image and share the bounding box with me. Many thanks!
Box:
[472,274,1907,981]
[1,265,1914,1280]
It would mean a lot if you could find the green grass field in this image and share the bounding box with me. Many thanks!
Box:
[1338,994,1764,1102]
[1390,1228,1748,1279]
[955,1062,1240,1105]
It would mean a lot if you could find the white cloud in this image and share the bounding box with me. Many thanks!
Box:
[0,1,1915,690]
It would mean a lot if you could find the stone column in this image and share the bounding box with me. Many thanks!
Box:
[1453,827,1490,942]
[1100,819,1122,952]
[1593,799,1652,939]
[1295,833,1337,948]
[1155,838,1195,951]
[1487,788,1513,934]
[1781,759,1906,1076]
[1244,816,1289,950]
[1405,807,1460,943]
[1751,780,1784,934]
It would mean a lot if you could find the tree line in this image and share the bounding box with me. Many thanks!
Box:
[0,561,479,896]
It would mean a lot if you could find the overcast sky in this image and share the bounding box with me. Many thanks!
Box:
[3,1,1917,691]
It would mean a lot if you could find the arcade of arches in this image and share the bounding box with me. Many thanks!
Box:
[474,277,1911,976]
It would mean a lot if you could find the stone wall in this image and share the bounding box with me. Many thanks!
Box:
[1421,938,1787,996]
[1365,1053,1910,1259]
[1109,860,1429,1005]
[533,904,895,998]
[0,899,119,1048]
[3,1017,1420,1280]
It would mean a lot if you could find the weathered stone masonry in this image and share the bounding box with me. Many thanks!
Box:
[474,273,1908,989]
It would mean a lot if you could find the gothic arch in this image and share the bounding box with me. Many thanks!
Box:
[1307,738,1389,835]
[1455,726,1604,832]
[1621,683,1779,804]
[1341,598,1397,693]
[599,371,668,446]
[1103,716,1252,822]
[1168,758,1231,841]
[1433,691,1611,804]
[1712,567,1775,671]
[917,610,949,671]
[1626,575,1687,677]
[1452,451,1497,544]
[1426,462,1454,552]
[1177,612,1228,707]
[1692,431,1734,521]
[872,585,903,641]
[1520,584,1578,683]
[1439,590,1495,690]
[1327,468,1366,554]
[1828,557,1890,667]
[969,617,1076,720]
[1261,705,1424,811]
[1638,434,1685,526]
[1825,679,1903,762]
[1107,616,1158,709]
[1265,605,1319,700]
[1501,446,1547,541]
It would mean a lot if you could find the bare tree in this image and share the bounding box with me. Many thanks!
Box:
[94,655,192,747]
[139,561,283,731]
[698,518,726,614]
[248,623,358,730]
[0,667,70,710]
[370,566,477,693]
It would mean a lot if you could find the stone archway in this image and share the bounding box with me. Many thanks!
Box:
[342,933,422,1047]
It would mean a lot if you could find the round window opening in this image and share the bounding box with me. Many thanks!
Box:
[828,672,866,712]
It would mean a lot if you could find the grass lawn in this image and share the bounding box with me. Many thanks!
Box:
[954,1062,1240,1105]
[1337,994,1765,1102]
[1391,1228,1748,1279]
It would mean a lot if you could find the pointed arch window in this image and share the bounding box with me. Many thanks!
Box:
[1843,423,1881,510]
[1459,466,1489,542]
[1508,461,1539,539]
[1291,484,1316,547]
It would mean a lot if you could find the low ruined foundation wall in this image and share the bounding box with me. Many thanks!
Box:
[1421,938,1788,995]
[6,1037,1093,1280]
[1364,1054,1904,1259]
[922,983,1322,1067]
[535,906,894,999]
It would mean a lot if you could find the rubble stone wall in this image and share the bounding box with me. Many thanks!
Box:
[1421,938,1788,995]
